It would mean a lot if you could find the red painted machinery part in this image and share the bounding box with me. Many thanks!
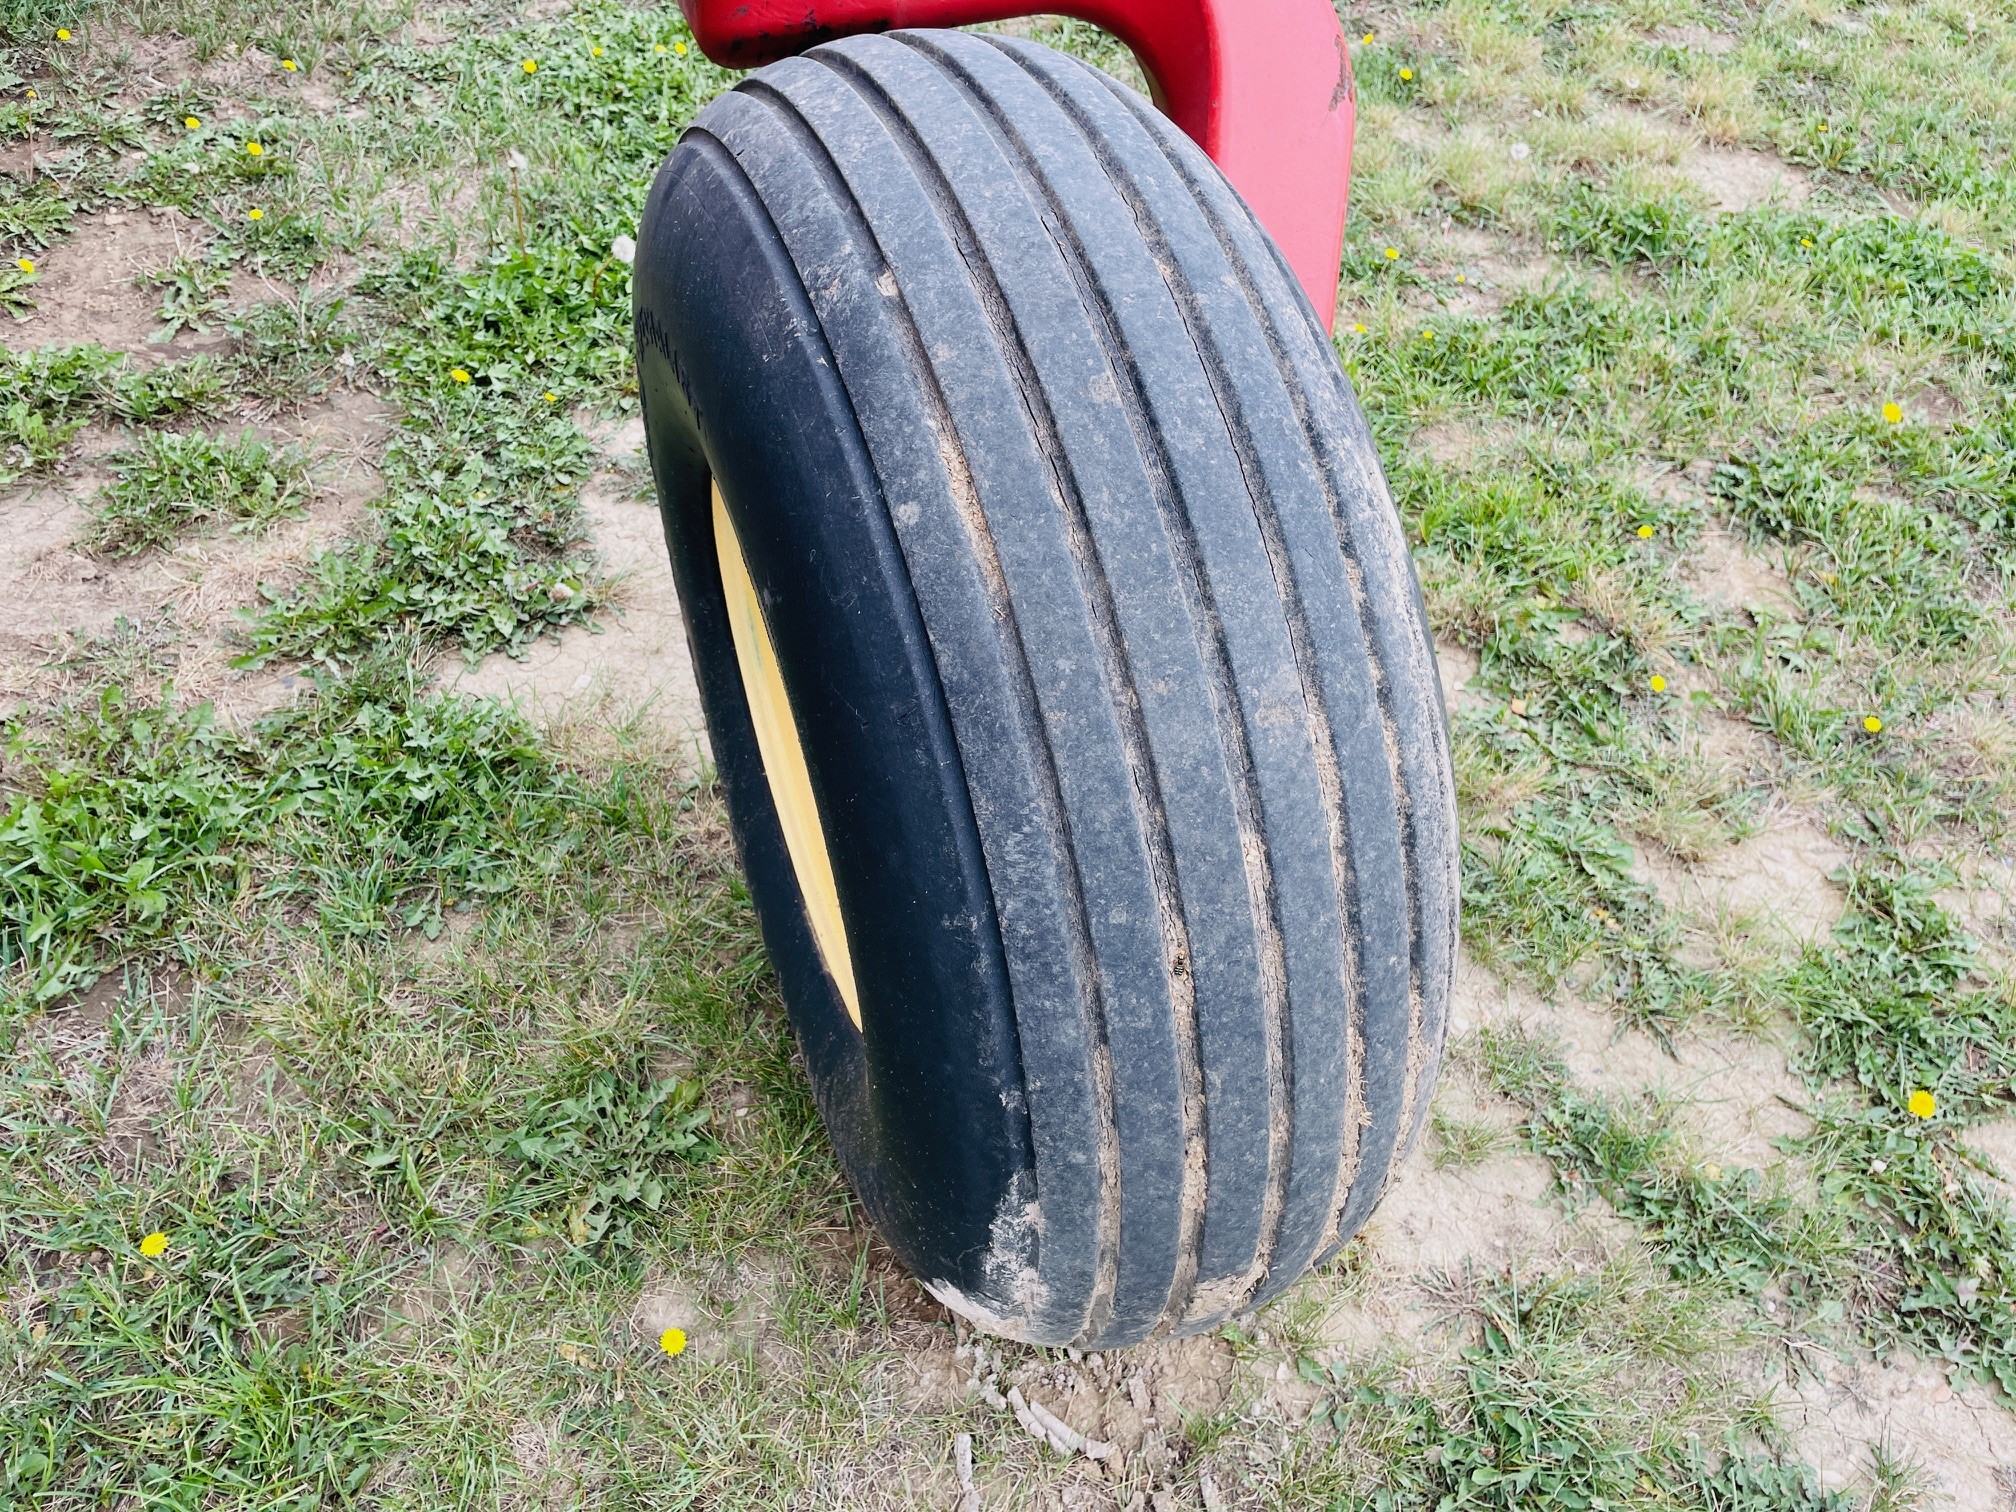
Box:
[675,0,1353,330]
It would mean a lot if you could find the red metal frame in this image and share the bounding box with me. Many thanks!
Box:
[677,0,1353,331]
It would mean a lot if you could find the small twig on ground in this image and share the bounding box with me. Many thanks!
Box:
[1007,1385,1113,1460]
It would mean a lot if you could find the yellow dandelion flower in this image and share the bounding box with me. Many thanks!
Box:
[592,46,603,56]
[1383,247,1399,260]
[55,28,70,40]
[15,257,33,274]
[675,41,688,55]
[1799,237,1813,248]
[659,1326,688,1357]
[139,1231,169,1258]
[1863,715,1883,734]
[25,88,36,99]
[184,115,200,129]
[655,43,667,54]
[1351,322,1367,334]
[1882,401,1903,424]
[1636,524,1654,539]
[1421,328,1435,339]
[245,140,264,156]
[522,58,537,73]
[450,368,472,383]
[543,391,557,402]
[1362,31,1375,45]
[1399,66,1414,80]
[248,207,263,221]
[1908,1088,1936,1119]
[1649,675,1668,693]
[282,58,298,71]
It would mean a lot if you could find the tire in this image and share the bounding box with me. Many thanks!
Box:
[632,30,1457,1348]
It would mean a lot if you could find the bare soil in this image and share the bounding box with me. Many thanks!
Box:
[8,208,225,359]
[450,412,705,744]
[1683,146,1812,214]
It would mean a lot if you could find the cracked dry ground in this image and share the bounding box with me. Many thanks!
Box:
[5,1,2016,1509]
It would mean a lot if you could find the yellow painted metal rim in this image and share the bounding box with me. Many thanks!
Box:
[713,484,863,1030]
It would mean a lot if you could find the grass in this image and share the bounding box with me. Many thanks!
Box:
[1293,1261,1832,1511]
[0,344,229,483]
[1475,1024,1851,1296]
[2,0,2015,1503]
[85,428,314,554]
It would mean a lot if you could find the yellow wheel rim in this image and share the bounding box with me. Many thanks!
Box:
[713,484,863,1030]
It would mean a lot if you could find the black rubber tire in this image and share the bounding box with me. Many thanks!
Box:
[632,30,1457,1348]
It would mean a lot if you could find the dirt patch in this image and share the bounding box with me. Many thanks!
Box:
[1966,1119,2016,1202]
[1937,853,2016,968]
[451,415,704,747]
[1432,225,1557,312]
[1903,384,1964,428]
[1360,1116,1564,1281]
[4,208,223,359]
[1778,1356,2016,1511]
[273,386,397,507]
[1450,956,1811,1169]
[1683,147,1810,214]
[1434,638,1483,714]
[1323,963,1621,1338]
[0,137,44,178]
[1691,707,1773,774]
[1653,25,1739,56]
[380,172,486,254]
[957,1326,1236,1490]
[1416,419,1480,466]
[0,474,180,704]
[1549,995,1811,1169]
[384,1241,483,1332]
[1638,812,1850,948]
[0,393,384,718]
[1686,525,1797,621]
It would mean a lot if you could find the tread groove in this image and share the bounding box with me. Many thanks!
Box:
[983,37,1381,1296]
[897,30,1294,1332]
[1090,66,1448,1247]
[738,76,1123,1336]
[793,53,1194,1337]
[921,31,1302,1320]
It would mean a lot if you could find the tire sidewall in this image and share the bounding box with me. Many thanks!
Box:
[633,134,1037,1303]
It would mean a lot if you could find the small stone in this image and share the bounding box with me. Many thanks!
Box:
[954,1431,974,1489]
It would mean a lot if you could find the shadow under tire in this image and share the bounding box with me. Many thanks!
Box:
[633,30,1457,1348]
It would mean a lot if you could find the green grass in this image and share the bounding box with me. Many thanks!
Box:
[239,391,603,666]
[1475,1024,1851,1296]
[0,647,582,1007]
[0,344,230,483]
[4,0,2016,1502]
[86,429,314,554]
